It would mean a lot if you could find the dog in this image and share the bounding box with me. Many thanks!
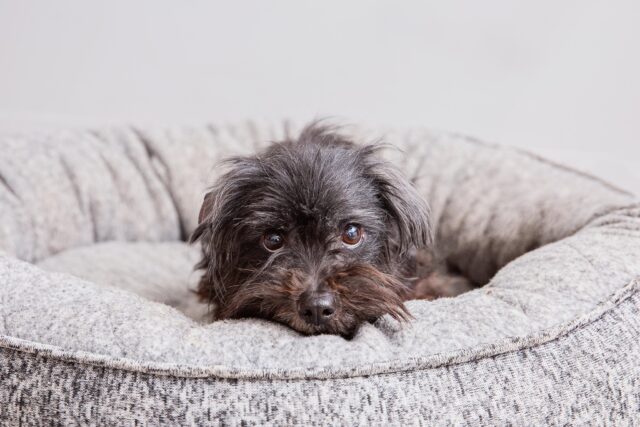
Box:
[191,123,472,337]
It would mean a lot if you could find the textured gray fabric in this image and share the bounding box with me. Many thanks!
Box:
[0,128,182,262]
[1,282,638,425]
[1,122,639,424]
[37,241,208,322]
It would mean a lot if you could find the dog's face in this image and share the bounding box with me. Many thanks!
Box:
[191,125,431,337]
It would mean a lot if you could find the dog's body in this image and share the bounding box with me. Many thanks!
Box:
[191,124,472,337]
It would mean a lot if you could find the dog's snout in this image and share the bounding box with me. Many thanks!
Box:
[298,292,335,326]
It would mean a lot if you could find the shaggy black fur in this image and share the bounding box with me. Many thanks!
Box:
[191,123,436,337]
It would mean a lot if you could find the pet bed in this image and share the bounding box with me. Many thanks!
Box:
[1,122,639,425]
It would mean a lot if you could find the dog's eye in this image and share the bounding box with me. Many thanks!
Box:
[341,224,364,247]
[262,231,284,252]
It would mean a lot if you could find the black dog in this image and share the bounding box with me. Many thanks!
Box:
[191,123,469,337]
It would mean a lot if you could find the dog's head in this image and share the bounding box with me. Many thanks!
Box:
[191,124,431,337]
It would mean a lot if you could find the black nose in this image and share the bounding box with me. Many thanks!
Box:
[299,292,336,326]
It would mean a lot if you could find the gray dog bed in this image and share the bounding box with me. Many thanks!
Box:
[1,122,639,425]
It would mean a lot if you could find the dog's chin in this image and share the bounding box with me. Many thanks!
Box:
[219,302,362,338]
[222,299,406,339]
[272,310,363,339]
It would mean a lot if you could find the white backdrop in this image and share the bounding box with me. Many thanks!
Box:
[0,1,638,193]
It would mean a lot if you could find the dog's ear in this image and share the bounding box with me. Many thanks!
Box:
[190,184,239,307]
[190,157,257,245]
[189,157,262,306]
[198,191,215,225]
[362,146,432,256]
[190,191,215,244]
[189,189,223,305]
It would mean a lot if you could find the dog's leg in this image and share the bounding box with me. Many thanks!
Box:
[411,271,476,300]
[407,248,476,300]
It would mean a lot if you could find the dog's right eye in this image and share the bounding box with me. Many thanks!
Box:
[341,223,364,247]
[262,232,284,252]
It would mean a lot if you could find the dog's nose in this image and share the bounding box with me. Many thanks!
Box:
[299,292,336,326]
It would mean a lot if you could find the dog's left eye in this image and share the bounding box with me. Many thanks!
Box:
[262,232,285,252]
[341,224,364,247]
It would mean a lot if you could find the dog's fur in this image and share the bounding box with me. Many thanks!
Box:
[191,123,471,337]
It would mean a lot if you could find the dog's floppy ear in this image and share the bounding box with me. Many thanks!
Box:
[189,157,263,306]
[198,191,215,225]
[362,145,432,256]
[190,191,216,244]
[189,189,224,304]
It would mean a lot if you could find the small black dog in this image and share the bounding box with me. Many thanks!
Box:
[191,123,468,337]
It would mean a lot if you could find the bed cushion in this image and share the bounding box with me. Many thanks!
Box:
[1,122,639,425]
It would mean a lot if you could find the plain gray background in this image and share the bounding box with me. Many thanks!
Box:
[1,1,638,193]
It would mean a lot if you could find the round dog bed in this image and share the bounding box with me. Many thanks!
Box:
[1,122,639,425]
